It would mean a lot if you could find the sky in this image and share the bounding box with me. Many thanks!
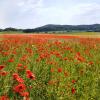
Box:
[0,0,100,29]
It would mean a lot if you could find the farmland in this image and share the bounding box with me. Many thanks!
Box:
[0,34,100,100]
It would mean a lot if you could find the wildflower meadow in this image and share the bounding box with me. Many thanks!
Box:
[0,34,100,100]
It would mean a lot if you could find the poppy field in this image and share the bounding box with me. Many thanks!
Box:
[0,34,100,100]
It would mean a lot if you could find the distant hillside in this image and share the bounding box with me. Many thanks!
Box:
[23,24,100,33]
[1,24,100,33]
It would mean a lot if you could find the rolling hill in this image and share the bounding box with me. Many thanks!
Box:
[23,24,100,33]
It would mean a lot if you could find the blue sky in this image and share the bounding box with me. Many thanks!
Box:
[0,0,100,28]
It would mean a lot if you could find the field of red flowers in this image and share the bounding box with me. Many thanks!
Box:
[0,34,100,100]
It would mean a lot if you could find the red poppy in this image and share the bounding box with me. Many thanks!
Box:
[13,84,26,93]
[76,52,81,56]
[24,66,27,69]
[63,57,68,60]
[0,95,9,100]
[2,52,10,56]
[26,70,36,80]
[0,65,5,70]
[20,92,29,97]
[0,71,8,76]
[77,56,85,62]
[72,80,76,84]
[88,61,94,65]
[13,73,24,83]
[71,87,76,94]
[8,58,14,62]
[57,68,62,73]
[17,63,23,67]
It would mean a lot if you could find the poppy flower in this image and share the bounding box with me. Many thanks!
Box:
[2,52,10,56]
[71,87,76,94]
[57,68,62,73]
[26,70,36,80]
[13,73,24,83]
[17,63,23,67]
[0,71,8,76]
[8,58,14,62]
[23,66,27,69]
[20,92,29,97]
[0,65,5,70]
[0,95,9,100]
[72,80,76,84]
[88,61,94,65]
[13,84,26,93]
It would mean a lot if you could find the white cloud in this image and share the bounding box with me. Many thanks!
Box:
[0,0,100,28]
[70,3,100,24]
[0,0,44,28]
[17,0,43,12]
[0,1,7,28]
[35,3,100,25]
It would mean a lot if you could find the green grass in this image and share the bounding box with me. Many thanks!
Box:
[71,32,100,35]
[0,31,24,34]
[0,31,100,35]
